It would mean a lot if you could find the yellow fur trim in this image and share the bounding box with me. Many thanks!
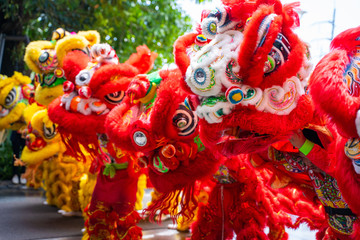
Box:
[11,72,31,85]
[23,103,45,123]
[35,84,64,106]
[135,173,147,210]
[21,142,62,165]
[31,109,62,143]
[77,30,100,46]
[78,172,97,213]
[55,35,90,67]
[24,41,55,74]
[0,76,14,90]
[0,102,26,130]
[0,82,15,105]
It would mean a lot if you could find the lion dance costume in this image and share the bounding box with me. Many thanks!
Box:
[48,42,156,239]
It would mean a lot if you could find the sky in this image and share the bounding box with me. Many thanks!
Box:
[178,0,360,65]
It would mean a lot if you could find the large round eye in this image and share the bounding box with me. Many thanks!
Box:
[4,87,18,107]
[201,17,218,39]
[39,51,50,64]
[133,131,147,147]
[172,103,198,136]
[104,91,125,104]
[38,50,57,72]
[43,123,57,139]
[194,68,207,85]
[188,66,216,94]
[75,69,92,86]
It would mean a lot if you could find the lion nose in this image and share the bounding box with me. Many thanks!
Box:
[161,144,176,158]
[78,86,92,99]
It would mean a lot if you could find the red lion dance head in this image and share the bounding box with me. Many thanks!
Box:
[308,25,360,217]
[48,43,156,164]
[106,69,220,219]
[174,0,314,156]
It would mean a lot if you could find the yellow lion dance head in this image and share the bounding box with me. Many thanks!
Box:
[21,107,65,166]
[0,72,33,131]
[24,28,100,106]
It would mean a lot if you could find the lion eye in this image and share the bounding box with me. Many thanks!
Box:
[75,69,93,86]
[172,103,198,136]
[43,123,57,139]
[104,91,125,104]
[5,88,18,107]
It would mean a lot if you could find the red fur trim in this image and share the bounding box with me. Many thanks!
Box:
[352,220,360,239]
[221,0,256,23]
[148,148,219,192]
[48,97,105,162]
[105,101,143,153]
[146,185,197,223]
[250,151,326,230]
[237,2,305,89]
[240,7,283,87]
[335,137,360,216]
[62,50,90,83]
[90,63,138,96]
[199,95,314,156]
[150,69,198,140]
[173,33,199,94]
[261,27,305,89]
[48,97,106,136]
[174,33,197,76]
[309,49,360,138]
[282,2,300,28]
[145,148,220,222]
[238,5,275,85]
[253,0,283,14]
[331,26,360,52]
[125,45,157,74]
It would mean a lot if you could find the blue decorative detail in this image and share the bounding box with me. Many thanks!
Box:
[184,97,192,111]
[208,8,222,21]
[194,68,207,85]
[196,34,207,43]
[227,87,244,104]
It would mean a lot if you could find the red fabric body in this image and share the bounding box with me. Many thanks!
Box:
[89,168,138,214]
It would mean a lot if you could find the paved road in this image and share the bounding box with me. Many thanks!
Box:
[0,181,315,240]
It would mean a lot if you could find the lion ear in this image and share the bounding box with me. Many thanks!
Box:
[77,30,101,47]
[51,28,70,41]
[62,50,90,83]
[125,45,158,74]
[55,35,90,68]
[24,41,55,74]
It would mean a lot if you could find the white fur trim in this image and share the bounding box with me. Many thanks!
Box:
[355,110,360,138]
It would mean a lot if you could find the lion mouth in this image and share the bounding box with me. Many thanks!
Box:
[214,126,275,156]
[219,127,270,142]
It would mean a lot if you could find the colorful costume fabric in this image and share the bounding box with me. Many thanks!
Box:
[0,72,33,131]
[308,26,360,238]
[48,43,156,239]
[106,68,221,221]
[173,0,349,238]
[24,28,100,106]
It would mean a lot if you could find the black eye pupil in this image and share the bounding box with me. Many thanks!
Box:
[5,89,16,105]
[196,71,204,78]
[39,52,49,63]
[80,76,87,81]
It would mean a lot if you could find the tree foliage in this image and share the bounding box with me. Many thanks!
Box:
[0,0,193,72]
